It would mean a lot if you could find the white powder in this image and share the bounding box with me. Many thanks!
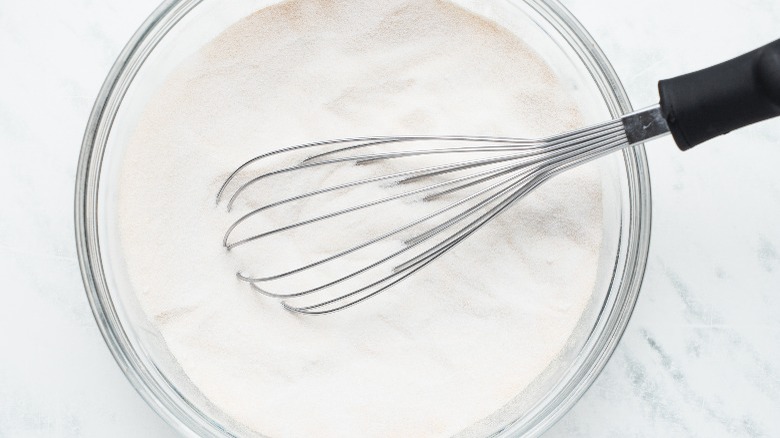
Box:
[117,0,605,436]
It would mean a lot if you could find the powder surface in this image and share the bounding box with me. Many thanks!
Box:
[117,0,605,436]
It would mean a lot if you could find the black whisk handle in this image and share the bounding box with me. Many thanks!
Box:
[658,38,780,151]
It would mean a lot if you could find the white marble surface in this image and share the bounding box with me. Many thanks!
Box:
[1,0,779,436]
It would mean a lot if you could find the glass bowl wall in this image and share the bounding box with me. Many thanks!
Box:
[75,0,651,436]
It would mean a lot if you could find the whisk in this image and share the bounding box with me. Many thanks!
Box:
[217,39,780,315]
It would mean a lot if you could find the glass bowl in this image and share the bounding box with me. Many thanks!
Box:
[75,0,651,436]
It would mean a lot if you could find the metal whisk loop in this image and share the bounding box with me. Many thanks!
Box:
[218,106,668,314]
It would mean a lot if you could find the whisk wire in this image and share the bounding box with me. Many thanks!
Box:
[217,105,669,314]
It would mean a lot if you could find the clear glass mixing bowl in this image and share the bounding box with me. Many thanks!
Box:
[75,0,651,436]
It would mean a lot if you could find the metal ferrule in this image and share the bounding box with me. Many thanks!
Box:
[621,104,671,146]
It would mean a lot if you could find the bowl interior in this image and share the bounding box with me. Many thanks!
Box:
[78,0,650,436]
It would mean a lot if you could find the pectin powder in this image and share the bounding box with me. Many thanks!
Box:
[117,0,605,436]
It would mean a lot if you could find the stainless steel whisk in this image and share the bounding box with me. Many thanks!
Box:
[217,39,780,315]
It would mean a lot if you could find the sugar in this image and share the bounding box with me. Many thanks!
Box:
[117,0,604,436]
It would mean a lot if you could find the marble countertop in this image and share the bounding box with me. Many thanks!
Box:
[1,0,778,436]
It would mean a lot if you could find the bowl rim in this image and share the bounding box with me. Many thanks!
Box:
[74,0,651,436]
